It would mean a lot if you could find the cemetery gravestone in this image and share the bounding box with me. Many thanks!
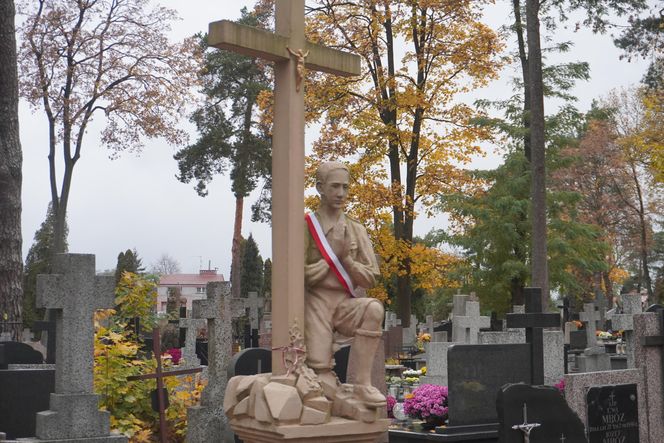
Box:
[440,343,532,437]
[22,254,126,442]
[179,316,205,368]
[187,281,239,443]
[634,307,664,443]
[451,300,490,344]
[578,303,610,372]
[0,341,43,369]
[421,341,454,387]
[228,347,272,378]
[587,384,639,443]
[505,288,560,385]
[497,383,586,443]
[611,294,642,368]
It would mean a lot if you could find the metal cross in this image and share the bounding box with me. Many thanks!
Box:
[511,403,541,443]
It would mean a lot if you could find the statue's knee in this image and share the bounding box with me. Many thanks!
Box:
[365,300,384,325]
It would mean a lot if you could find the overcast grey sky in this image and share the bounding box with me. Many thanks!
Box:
[19,1,650,276]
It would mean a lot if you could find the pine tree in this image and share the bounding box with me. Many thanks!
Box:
[114,249,145,284]
[240,234,263,298]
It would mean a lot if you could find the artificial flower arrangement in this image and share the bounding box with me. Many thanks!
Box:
[403,368,423,377]
[554,378,565,395]
[596,330,613,339]
[164,347,182,365]
[416,332,432,351]
[386,395,397,418]
[403,384,449,424]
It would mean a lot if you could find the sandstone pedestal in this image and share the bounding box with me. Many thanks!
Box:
[230,416,390,443]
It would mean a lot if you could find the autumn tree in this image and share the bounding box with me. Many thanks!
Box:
[19,0,197,255]
[607,88,664,304]
[0,0,23,340]
[175,7,272,299]
[149,253,181,276]
[304,0,503,325]
[507,0,647,307]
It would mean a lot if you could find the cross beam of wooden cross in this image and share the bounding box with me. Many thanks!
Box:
[506,287,560,385]
[208,0,361,375]
[126,328,202,443]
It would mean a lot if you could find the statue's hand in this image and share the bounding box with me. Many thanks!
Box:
[328,222,349,258]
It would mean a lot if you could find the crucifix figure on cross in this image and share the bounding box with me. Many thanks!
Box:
[214,1,390,439]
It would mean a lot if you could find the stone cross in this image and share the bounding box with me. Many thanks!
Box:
[179,315,206,368]
[209,0,360,375]
[452,294,469,317]
[36,254,115,394]
[505,288,560,385]
[611,293,643,368]
[245,291,265,330]
[451,300,490,344]
[579,303,601,347]
[187,281,243,442]
[33,253,126,441]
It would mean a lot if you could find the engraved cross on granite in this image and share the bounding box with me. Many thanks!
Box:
[208,0,360,374]
[506,287,560,385]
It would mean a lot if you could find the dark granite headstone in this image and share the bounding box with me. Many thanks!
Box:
[570,330,588,350]
[0,368,55,438]
[0,341,43,369]
[333,344,351,383]
[438,343,532,437]
[227,347,272,378]
[587,384,639,443]
[497,383,587,443]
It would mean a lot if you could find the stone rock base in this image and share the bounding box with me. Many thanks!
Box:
[230,416,390,443]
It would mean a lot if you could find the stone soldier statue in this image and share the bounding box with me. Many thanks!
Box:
[304,161,385,407]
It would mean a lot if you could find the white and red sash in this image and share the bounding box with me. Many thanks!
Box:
[305,212,356,297]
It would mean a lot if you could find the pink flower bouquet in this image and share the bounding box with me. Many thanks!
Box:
[403,384,448,421]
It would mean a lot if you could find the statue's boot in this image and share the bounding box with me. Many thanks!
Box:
[350,328,386,408]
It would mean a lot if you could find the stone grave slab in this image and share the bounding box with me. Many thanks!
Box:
[438,343,532,438]
[421,342,453,387]
[497,383,586,443]
[587,383,639,443]
[564,368,648,443]
[0,342,43,369]
[228,347,272,379]
[0,367,55,439]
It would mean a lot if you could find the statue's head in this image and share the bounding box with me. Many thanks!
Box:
[316,161,350,210]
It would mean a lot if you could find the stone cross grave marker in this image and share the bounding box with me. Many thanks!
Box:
[580,302,601,347]
[245,291,265,330]
[452,294,469,317]
[208,0,360,374]
[612,293,643,368]
[452,300,490,344]
[33,253,126,441]
[187,281,244,442]
[505,287,560,386]
[594,288,608,328]
[179,315,206,368]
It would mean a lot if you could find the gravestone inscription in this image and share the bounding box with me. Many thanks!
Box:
[586,384,639,443]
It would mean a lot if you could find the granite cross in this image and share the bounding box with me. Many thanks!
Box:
[611,293,643,367]
[127,328,202,443]
[579,302,601,347]
[179,315,206,367]
[451,300,490,344]
[209,0,360,374]
[36,254,116,394]
[245,291,265,330]
[505,287,560,385]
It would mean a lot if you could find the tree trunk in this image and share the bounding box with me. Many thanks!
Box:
[0,0,23,340]
[526,0,549,308]
[513,0,531,161]
[231,195,244,298]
